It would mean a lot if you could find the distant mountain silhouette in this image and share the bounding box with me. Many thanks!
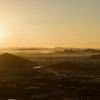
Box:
[55,49,82,54]
[83,49,100,53]
[0,53,38,73]
[55,49,100,55]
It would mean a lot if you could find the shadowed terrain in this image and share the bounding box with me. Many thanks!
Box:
[0,52,100,100]
[0,53,38,73]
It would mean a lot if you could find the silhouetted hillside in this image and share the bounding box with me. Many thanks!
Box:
[0,53,38,73]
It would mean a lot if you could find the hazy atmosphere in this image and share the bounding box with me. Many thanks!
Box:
[1,1,100,100]
[0,0,100,48]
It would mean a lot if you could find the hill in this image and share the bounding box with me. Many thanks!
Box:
[0,53,38,73]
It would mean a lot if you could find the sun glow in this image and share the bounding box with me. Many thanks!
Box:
[0,31,5,40]
[0,28,8,45]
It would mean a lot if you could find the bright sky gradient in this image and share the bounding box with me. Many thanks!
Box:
[0,0,100,48]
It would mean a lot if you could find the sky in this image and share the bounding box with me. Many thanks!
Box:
[0,0,100,48]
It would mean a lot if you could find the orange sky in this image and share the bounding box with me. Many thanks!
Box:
[0,0,100,48]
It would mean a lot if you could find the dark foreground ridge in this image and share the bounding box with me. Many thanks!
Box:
[0,53,38,73]
[0,53,100,100]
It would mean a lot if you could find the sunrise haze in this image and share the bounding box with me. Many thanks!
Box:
[0,0,100,48]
